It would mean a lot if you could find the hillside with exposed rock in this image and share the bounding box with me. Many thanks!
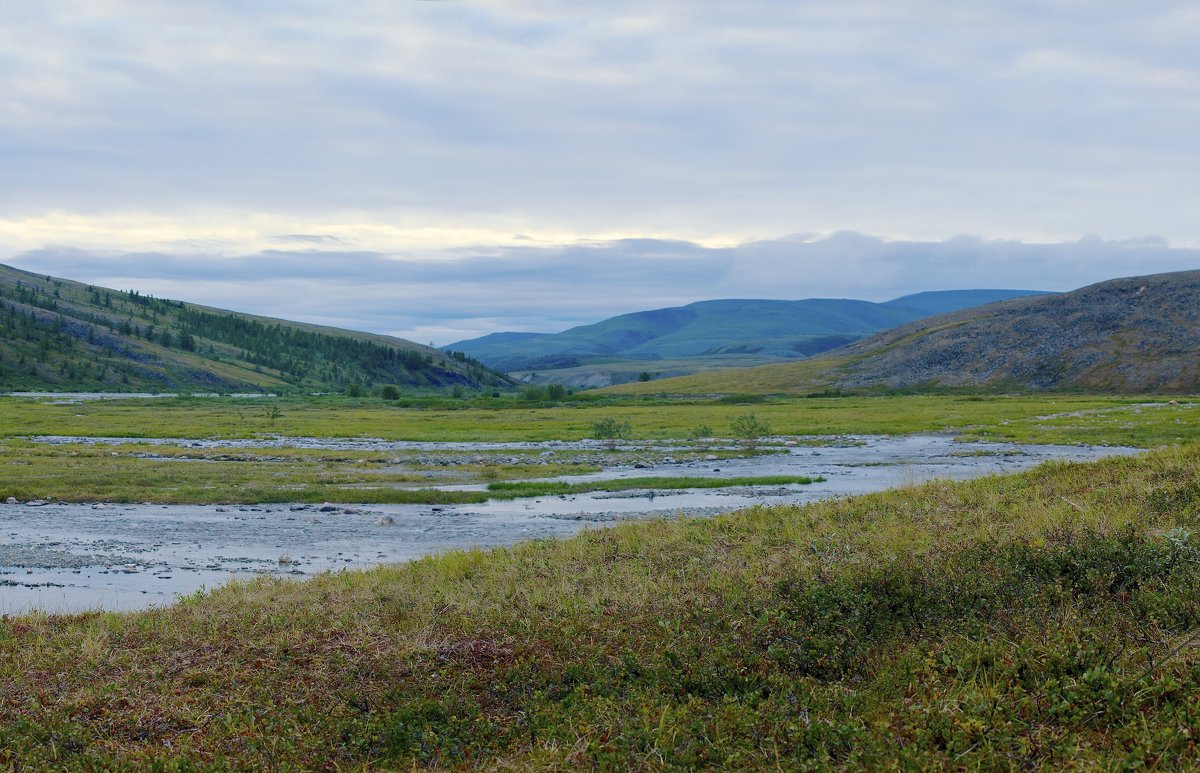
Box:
[606,270,1200,395]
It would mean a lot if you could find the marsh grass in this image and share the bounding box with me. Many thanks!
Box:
[2,393,1188,445]
[2,446,1200,768]
[0,441,604,504]
[486,474,823,499]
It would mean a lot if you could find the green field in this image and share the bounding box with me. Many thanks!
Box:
[1,392,1194,445]
[1,393,1195,505]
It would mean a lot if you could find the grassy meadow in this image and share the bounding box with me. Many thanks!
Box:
[2,391,1199,768]
[0,392,1193,444]
[1,393,1195,505]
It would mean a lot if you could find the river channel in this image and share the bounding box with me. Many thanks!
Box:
[1,434,1139,614]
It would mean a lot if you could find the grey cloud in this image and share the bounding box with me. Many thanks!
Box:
[0,2,1197,239]
[8,233,1199,344]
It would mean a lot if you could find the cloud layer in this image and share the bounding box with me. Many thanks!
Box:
[2,3,1197,342]
[1,1,1198,244]
[9,234,1199,345]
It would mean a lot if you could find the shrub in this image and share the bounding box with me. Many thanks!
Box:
[591,417,632,449]
[730,412,771,448]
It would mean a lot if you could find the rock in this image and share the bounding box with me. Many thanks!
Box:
[704,454,718,461]
[319,505,338,512]
[278,555,294,565]
[376,515,395,526]
[784,440,798,447]
[342,508,361,515]
[5,497,17,505]
[215,507,228,512]
[634,463,649,469]
[25,500,47,507]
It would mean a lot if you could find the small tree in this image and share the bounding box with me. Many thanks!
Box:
[379,385,401,400]
[546,383,566,400]
[591,417,632,449]
[730,412,771,449]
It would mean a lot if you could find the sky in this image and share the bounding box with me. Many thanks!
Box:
[1,1,1198,345]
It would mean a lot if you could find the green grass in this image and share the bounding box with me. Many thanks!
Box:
[0,441,607,505]
[486,474,824,499]
[0,441,819,505]
[1,394,1194,505]
[2,445,1200,768]
[1,393,1191,446]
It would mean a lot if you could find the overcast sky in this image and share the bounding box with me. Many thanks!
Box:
[2,2,1198,344]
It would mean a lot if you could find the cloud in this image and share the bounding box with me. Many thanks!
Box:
[2,3,1198,343]
[7,233,1199,345]
[0,2,1196,243]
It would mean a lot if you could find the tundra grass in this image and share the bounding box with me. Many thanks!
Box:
[486,474,823,498]
[2,446,1200,769]
[0,441,603,505]
[1,393,1186,445]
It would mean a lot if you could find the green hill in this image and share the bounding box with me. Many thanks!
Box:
[447,291,1048,384]
[0,263,513,393]
[607,269,1200,395]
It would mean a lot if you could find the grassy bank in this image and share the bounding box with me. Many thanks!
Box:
[2,445,1199,768]
[2,393,1191,445]
[0,441,787,505]
[486,474,823,499]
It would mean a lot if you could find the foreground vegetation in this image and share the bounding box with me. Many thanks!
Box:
[2,444,1199,768]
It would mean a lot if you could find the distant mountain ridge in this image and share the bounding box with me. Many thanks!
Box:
[447,289,1050,374]
[605,269,1200,395]
[0,263,513,393]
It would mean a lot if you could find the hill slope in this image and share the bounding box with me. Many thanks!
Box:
[447,290,1048,376]
[0,263,512,393]
[607,269,1200,395]
[882,288,1053,316]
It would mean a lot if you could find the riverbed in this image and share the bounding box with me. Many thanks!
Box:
[1,434,1139,614]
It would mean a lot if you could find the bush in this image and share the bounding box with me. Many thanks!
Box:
[730,413,771,448]
[379,385,401,400]
[591,417,632,448]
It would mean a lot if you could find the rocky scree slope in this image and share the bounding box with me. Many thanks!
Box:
[826,269,1200,392]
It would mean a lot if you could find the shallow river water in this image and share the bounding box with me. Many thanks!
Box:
[1,434,1139,614]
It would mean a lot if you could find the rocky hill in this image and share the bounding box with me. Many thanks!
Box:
[607,269,1200,395]
[0,263,513,393]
